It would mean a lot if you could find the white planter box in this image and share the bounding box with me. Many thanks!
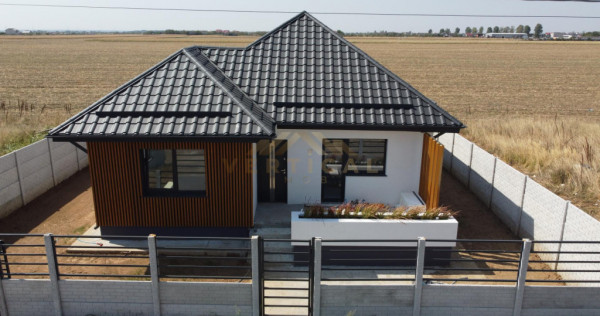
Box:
[291,211,458,247]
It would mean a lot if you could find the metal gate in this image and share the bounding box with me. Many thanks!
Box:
[259,237,314,316]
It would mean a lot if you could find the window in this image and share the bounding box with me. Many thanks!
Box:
[322,139,387,176]
[347,139,386,175]
[141,149,206,196]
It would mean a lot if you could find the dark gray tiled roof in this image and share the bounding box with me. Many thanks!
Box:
[200,12,463,131]
[49,11,463,141]
[49,50,275,140]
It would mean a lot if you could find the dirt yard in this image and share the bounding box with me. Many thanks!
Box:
[0,168,562,284]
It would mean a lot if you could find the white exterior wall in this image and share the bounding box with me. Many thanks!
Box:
[276,129,423,205]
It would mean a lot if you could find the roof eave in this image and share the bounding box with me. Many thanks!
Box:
[47,134,275,143]
[276,123,464,133]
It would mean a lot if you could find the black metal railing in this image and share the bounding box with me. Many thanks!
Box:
[0,233,599,287]
[155,236,251,280]
[321,239,419,283]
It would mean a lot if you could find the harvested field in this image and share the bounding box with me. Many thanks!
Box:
[0,35,598,217]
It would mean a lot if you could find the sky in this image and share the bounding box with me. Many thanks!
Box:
[0,0,599,33]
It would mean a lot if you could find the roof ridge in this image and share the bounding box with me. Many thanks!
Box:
[182,47,275,136]
[302,12,465,128]
[48,49,187,136]
[245,11,309,49]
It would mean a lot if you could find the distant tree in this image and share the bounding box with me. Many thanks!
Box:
[445,28,451,35]
[337,30,345,36]
[428,29,433,35]
[472,26,478,34]
[516,25,524,33]
[479,26,484,34]
[493,26,500,33]
[510,26,515,33]
[439,28,445,36]
[487,27,493,33]
[465,26,472,34]
[534,23,543,38]
[454,27,460,36]
[502,26,510,33]
[524,25,531,35]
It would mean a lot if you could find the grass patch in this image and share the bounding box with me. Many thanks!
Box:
[72,225,89,235]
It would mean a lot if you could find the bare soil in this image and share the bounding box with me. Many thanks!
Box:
[439,171,562,285]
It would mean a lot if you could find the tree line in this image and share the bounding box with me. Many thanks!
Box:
[426,24,544,38]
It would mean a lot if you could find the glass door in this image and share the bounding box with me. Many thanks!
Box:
[321,139,345,202]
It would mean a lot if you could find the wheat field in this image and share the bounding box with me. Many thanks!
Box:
[0,35,599,217]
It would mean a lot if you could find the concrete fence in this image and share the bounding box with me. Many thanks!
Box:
[438,133,600,284]
[0,139,87,218]
[1,235,600,316]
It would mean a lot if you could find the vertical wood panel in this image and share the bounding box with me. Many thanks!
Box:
[419,134,444,209]
[88,141,253,228]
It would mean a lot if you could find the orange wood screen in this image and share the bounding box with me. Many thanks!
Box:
[87,141,253,228]
[418,133,445,209]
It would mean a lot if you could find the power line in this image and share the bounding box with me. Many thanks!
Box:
[0,3,599,19]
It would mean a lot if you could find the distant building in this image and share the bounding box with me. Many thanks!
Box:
[4,28,20,35]
[549,32,576,40]
[485,33,528,39]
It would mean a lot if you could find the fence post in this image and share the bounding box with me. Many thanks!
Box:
[251,236,260,316]
[515,176,528,237]
[313,238,322,316]
[449,134,456,173]
[488,157,498,210]
[147,234,161,316]
[413,237,426,316]
[467,142,474,189]
[555,201,570,270]
[46,139,57,187]
[13,152,25,207]
[0,278,7,316]
[513,239,532,316]
[44,233,62,316]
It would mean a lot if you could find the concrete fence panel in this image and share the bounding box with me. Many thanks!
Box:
[14,140,54,204]
[557,204,600,284]
[520,181,568,262]
[2,279,53,316]
[320,284,413,315]
[451,134,472,185]
[468,144,496,206]
[59,279,153,316]
[0,140,88,219]
[160,281,253,315]
[437,133,454,170]
[76,143,88,170]
[522,286,600,315]
[490,160,527,233]
[0,153,22,217]
[48,139,78,185]
[421,284,515,316]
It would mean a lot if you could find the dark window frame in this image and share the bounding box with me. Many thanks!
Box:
[140,149,207,197]
[322,138,387,177]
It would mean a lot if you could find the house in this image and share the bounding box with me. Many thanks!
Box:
[47,12,464,236]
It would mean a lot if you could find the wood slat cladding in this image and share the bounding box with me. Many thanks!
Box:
[419,134,444,209]
[87,141,253,228]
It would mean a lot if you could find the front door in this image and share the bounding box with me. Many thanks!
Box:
[257,140,287,203]
[321,139,345,203]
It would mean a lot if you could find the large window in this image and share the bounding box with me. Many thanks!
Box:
[141,149,206,196]
[322,139,387,176]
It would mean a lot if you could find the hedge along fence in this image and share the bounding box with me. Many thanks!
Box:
[0,139,88,219]
[438,133,600,285]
